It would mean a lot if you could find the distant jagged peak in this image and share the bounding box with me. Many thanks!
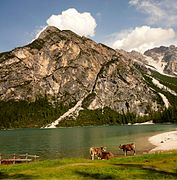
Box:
[144,45,177,56]
[144,45,177,59]
[143,45,177,76]
[169,45,176,50]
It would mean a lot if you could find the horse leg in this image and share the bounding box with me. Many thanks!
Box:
[91,154,94,160]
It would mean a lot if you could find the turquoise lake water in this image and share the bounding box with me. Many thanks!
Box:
[0,124,177,159]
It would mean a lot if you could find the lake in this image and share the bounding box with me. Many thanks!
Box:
[0,124,177,160]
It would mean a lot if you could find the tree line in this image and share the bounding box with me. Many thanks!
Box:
[0,97,69,129]
[0,98,177,129]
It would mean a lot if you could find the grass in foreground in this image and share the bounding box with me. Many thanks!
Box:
[0,151,177,179]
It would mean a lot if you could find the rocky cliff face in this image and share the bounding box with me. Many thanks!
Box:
[144,45,177,75]
[0,26,164,126]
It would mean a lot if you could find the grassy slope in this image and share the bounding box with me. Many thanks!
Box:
[1,151,177,179]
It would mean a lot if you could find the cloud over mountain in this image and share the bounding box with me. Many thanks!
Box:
[46,8,97,37]
[111,26,175,53]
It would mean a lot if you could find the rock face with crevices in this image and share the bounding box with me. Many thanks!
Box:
[0,26,164,123]
[144,45,177,75]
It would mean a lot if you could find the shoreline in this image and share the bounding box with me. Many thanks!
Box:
[148,130,177,153]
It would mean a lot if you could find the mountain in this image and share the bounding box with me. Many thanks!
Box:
[118,45,177,76]
[144,45,177,75]
[117,46,177,122]
[0,26,176,128]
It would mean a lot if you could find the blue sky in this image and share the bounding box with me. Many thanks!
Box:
[1,0,177,52]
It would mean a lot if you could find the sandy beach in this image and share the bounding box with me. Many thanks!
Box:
[148,130,177,152]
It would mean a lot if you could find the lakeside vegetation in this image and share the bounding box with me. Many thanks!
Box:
[0,97,177,129]
[58,107,137,127]
[0,151,177,179]
[0,97,70,129]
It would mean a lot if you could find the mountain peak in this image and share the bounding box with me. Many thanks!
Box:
[38,26,83,40]
[38,26,61,39]
[143,45,177,75]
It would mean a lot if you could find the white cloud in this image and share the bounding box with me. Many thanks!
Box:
[110,26,176,53]
[129,0,177,27]
[46,8,97,37]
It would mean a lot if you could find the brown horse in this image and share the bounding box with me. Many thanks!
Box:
[119,143,136,156]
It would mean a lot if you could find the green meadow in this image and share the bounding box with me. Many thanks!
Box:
[0,151,177,179]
